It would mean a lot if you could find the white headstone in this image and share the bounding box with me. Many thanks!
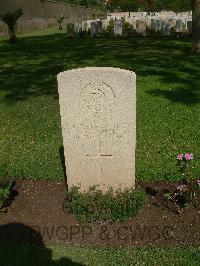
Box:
[136,20,146,35]
[162,20,171,36]
[67,23,75,38]
[91,21,103,37]
[114,20,122,36]
[131,18,137,30]
[74,20,82,34]
[101,19,109,30]
[151,19,157,31]
[182,20,187,33]
[82,21,88,31]
[156,20,162,32]
[57,67,136,193]
[176,19,182,32]
[168,18,176,28]
[85,20,94,30]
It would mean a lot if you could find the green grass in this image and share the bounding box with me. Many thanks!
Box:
[0,29,200,181]
[0,242,199,266]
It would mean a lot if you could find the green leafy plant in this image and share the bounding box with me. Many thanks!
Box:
[0,163,12,211]
[170,27,189,39]
[0,9,23,43]
[96,11,106,20]
[78,29,85,38]
[55,15,64,30]
[65,185,147,223]
[164,153,200,212]
[122,20,136,37]
[102,19,114,38]
[91,13,96,19]
[145,25,162,37]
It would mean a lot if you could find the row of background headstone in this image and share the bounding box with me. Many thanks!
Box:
[67,11,192,37]
[108,11,192,20]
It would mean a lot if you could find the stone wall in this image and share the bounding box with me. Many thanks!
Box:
[0,0,97,35]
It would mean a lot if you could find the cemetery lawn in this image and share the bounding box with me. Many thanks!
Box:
[0,242,200,265]
[0,29,200,264]
[0,28,200,181]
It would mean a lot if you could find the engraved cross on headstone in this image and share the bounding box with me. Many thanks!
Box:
[86,141,112,180]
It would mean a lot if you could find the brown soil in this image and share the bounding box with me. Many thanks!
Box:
[0,179,199,247]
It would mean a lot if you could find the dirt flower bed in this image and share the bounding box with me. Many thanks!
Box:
[0,179,199,247]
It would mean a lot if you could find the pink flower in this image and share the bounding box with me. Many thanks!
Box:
[177,154,183,160]
[177,184,186,191]
[197,180,200,186]
[184,153,194,161]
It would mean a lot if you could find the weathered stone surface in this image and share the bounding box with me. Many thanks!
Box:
[176,19,182,32]
[82,21,88,31]
[136,19,146,35]
[57,67,136,192]
[67,23,75,38]
[114,20,122,36]
[162,20,171,36]
[168,18,176,28]
[156,20,162,32]
[187,20,192,34]
[101,19,109,30]
[151,19,157,31]
[91,21,102,37]
[74,20,82,34]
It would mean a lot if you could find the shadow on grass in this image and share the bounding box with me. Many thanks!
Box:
[148,87,200,105]
[59,146,68,189]
[0,223,84,265]
[0,33,199,105]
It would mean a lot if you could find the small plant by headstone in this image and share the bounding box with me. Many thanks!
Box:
[87,28,91,36]
[56,15,65,30]
[91,13,96,19]
[170,27,188,39]
[145,25,157,37]
[96,11,106,20]
[78,29,85,38]
[65,186,147,223]
[0,9,23,43]
[102,19,114,37]
[0,163,12,212]
[164,153,200,212]
[56,15,64,30]
[122,21,136,37]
